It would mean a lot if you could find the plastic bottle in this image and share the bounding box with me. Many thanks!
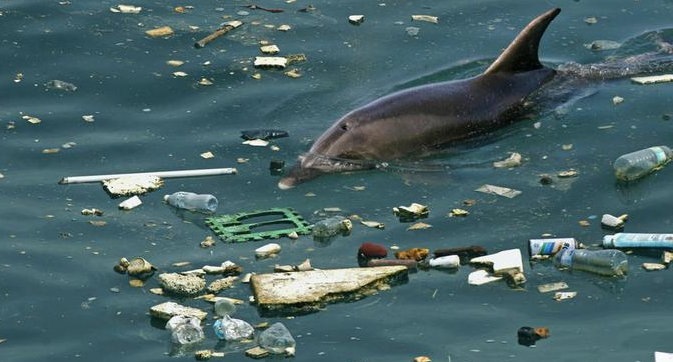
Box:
[553,248,628,276]
[427,255,460,269]
[603,233,673,249]
[613,146,672,181]
[213,315,254,341]
[214,298,236,317]
[258,323,296,356]
[165,315,205,345]
[312,216,352,239]
[164,191,218,213]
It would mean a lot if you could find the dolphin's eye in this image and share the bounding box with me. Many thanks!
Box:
[340,123,349,131]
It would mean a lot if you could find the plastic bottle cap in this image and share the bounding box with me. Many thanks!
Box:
[603,235,615,248]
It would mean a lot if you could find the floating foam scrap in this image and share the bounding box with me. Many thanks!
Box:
[103,175,163,196]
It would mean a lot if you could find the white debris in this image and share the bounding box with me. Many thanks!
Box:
[255,243,281,258]
[643,263,666,271]
[348,15,365,24]
[110,4,142,14]
[612,96,624,105]
[150,302,207,320]
[172,71,188,77]
[470,249,523,274]
[200,151,215,159]
[493,152,522,168]
[102,175,164,196]
[537,282,568,293]
[277,24,292,31]
[254,57,288,68]
[631,74,673,85]
[553,291,577,301]
[260,45,280,54]
[167,60,184,67]
[82,115,95,123]
[655,351,673,362]
[475,184,521,198]
[119,196,142,210]
[411,15,439,24]
[242,139,269,147]
[468,270,503,285]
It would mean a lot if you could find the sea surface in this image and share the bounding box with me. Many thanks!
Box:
[2,0,673,361]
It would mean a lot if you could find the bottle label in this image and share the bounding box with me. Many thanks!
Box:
[649,147,668,165]
[613,233,673,248]
[529,238,577,256]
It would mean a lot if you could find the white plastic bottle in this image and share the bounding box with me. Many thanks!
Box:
[164,191,218,213]
[613,146,672,181]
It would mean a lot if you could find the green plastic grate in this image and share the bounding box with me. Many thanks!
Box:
[206,207,312,243]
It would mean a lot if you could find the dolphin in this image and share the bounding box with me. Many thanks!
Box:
[278,8,562,189]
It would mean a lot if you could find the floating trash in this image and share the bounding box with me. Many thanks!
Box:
[349,15,365,25]
[206,208,311,242]
[46,79,77,91]
[110,4,142,13]
[146,26,174,37]
[411,15,438,24]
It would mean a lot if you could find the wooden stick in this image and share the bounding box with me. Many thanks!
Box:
[194,20,243,48]
[59,167,237,184]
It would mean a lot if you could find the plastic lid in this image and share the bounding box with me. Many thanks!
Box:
[603,235,615,248]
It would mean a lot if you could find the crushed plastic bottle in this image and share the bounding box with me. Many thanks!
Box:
[165,315,205,345]
[214,298,236,317]
[553,248,628,276]
[603,233,673,249]
[213,315,254,341]
[258,322,296,355]
[164,191,218,213]
[312,216,352,239]
[613,146,672,181]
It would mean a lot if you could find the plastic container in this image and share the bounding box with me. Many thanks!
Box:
[427,255,460,268]
[164,191,218,213]
[214,299,236,317]
[258,323,296,356]
[213,315,254,341]
[603,233,673,249]
[528,238,578,257]
[165,315,205,345]
[553,248,628,276]
[312,216,352,239]
[613,146,672,181]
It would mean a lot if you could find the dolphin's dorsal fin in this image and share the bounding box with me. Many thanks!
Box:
[484,8,560,74]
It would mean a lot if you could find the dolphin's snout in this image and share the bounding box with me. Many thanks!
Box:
[277,163,325,190]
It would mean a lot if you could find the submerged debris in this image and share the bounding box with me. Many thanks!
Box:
[585,40,621,51]
[493,152,522,168]
[411,15,438,24]
[145,26,174,37]
[475,184,521,198]
[46,79,77,91]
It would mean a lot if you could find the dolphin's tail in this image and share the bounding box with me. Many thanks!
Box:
[484,8,560,75]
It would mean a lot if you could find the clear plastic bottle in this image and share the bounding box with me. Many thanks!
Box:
[163,191,218,213]
[553,248,628,276]
[312,216,353,239]
[613,146,672,181]
[214,298,236,317]
[165,315,205,345]
[258,322,296,356]
[213,315,254,341]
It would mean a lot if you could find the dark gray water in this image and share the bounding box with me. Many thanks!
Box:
[2,0,673,361]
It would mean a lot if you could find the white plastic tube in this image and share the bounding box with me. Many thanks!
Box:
[59,167,237,184]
